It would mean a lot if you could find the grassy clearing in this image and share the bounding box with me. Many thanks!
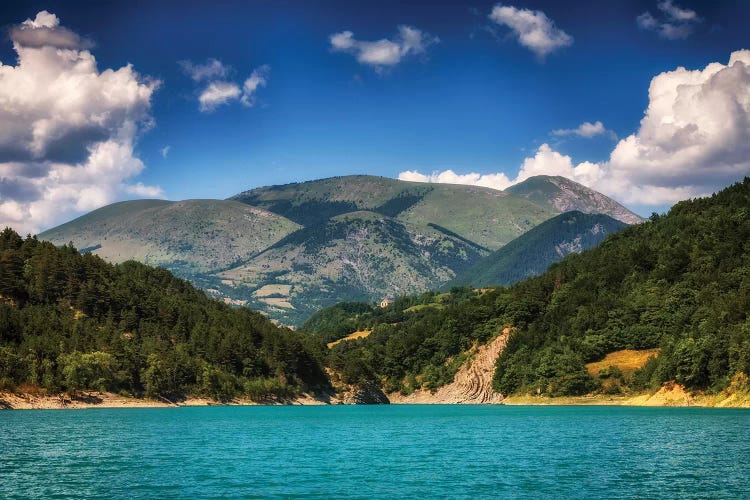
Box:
[327,330,372,348]
[586,348,660,377]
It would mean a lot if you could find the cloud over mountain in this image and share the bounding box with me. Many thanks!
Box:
[0,11,162,234]
[400,50,750,207]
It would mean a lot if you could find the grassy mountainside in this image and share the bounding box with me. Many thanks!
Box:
[310,179,750,398]
[39,199,300,273]
[216,210,485,325]
[507,175,643,224]
[0,229,328,401]
[39,175,640,325]
[232,175,556,250]
[447,211,626,288]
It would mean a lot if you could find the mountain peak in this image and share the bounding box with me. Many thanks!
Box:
[506,175,643,224]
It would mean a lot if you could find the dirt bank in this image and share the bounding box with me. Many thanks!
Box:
[388,329,510,404]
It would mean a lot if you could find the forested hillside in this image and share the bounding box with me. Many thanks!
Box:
[312,179,750,397]
[447,211,626,288]
[0,230,328,401]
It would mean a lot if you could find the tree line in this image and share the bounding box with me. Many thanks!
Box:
[0,230,328,401]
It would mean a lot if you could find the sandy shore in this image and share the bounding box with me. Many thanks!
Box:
[3,383,749,409]
[0,391,329,410]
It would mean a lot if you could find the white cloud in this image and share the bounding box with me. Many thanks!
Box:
[637,1,702,40]
[399,169,512,191]
[488,4,572,59]
[183,60,269,112]
[160,146,170,158]
[398,51,750,208]
[240,65,269,107]
[329,25,438,71]
[9,10,93,50]
[198,81,242,112]
[0,11,163,235]
[179,58,229,82]
[552,121,616,139]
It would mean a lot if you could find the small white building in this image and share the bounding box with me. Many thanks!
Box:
[379,298,393,308]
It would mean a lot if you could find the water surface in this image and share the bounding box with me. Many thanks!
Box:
[1,405,748,498]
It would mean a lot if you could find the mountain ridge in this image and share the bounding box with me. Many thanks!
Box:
[39,174,640,324]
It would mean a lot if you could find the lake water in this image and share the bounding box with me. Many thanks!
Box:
[1,405,748,498]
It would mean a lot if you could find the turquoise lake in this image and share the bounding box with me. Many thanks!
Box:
[1,405,749,498]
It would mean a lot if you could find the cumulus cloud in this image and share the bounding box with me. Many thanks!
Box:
[637,1,702,40]
[399,50,750,208]
[399,169,513,191]
[0,11,163,234]
[488,4,572,59]
[182,59,269,112]
[9,10,93,50]
[552,121,617,139]
[329,25,439,71]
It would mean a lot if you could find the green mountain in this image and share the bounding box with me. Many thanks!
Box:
[216,210,486,324]
[39,199,300,273]
[0,229,328,401]
[447,211,626,288]
[39,174,638,325]
[507,175,643,224]
[232,175,555,250]
[314,178,750,398]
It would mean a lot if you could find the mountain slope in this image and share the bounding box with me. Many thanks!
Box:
[39,174,641,325]
[232,175,556,250]
[216,210,485,324]
[316,178,750,399]
[506,175,643,224]
[39,199,300,273]
[447,211,626,288]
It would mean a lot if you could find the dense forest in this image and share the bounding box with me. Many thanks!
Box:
[0,230,328,401]
[310,179,750,397]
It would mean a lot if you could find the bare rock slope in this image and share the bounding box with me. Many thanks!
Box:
[389,328,511,404]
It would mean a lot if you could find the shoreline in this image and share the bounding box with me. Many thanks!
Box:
[3,384,749,410]
[0,391,329,410]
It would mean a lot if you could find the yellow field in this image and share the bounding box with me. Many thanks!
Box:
[586,348,660,377]
[327,330,372,348]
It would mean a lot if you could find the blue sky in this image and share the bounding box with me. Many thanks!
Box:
[1,1,749,232]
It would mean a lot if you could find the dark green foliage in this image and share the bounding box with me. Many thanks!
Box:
[0,230,329,400]
[447,211,626,288]
[313,179,750,396]
[301,302,375,343]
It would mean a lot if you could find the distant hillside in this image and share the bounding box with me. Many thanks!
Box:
[447,211,626,288]
[232,175,555,250]
[39,199,299,273]
[313,178,750,399]
[216,210,485,324]
[39,174,640,325]
[507,175,643,224]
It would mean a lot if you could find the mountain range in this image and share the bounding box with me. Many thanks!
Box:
[40,174,642,325]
